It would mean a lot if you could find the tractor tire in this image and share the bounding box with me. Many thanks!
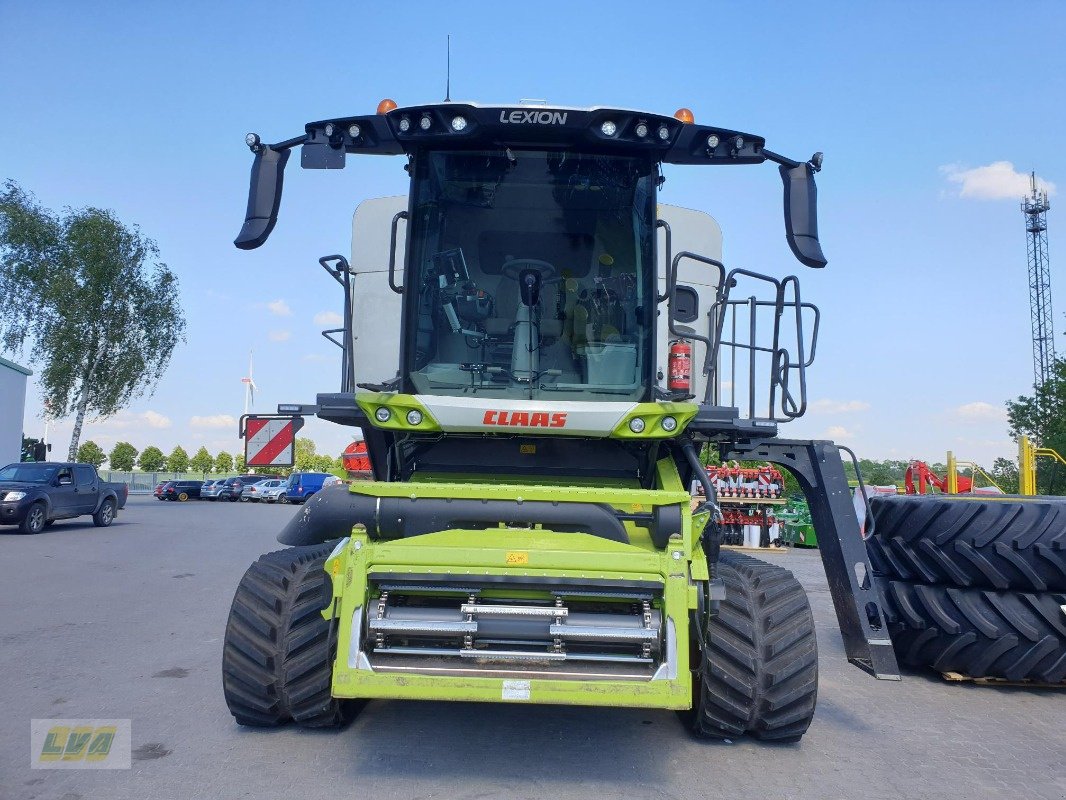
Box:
[19,502,47,534]
[879,578,1066,683]
[867,495,1066,593]
[687,551,818,742]
[222,544,357,728]
[93,498,116,527]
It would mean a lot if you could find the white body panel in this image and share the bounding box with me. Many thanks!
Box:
[418,395,636,437]
[0,357,30,466]
[348,198,722,399]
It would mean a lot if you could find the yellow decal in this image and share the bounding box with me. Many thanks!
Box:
[505,551,529,565]
[520,444,536,454]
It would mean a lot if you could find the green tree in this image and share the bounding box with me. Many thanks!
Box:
[75,440,107,468]
[0,182,186,459]
[189,446,213,476]
[167,445,190,473]
[108,441,138,471]
[138,445,165,471]
[312,453,335,473]
[991,457,1020,494]
[235,453,246,473]
[1007,358,1066,494]
[215,450,234,473]
[294,437,317,471]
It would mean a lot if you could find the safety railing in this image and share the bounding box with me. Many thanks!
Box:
[670,252,820,423]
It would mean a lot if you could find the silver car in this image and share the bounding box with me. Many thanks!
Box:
[201,479,227,501]
[241,479,285,503]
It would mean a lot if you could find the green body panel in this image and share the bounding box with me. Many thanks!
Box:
[319,457,705,710]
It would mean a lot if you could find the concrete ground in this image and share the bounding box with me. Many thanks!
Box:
[1,495,1064,800]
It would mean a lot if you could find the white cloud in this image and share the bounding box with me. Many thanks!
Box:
[89,410,172,430]
[267,299,292,316]
[940,161,1055,201]
[269,329,291,342]
[190,414,238,429]
[809,399,870,414]
[825,425,853,440]
[143,411,172,429]
[314,310,343,327]
[954,401,1007,423]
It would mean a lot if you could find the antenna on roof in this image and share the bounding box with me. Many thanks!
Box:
[444,34,451,102]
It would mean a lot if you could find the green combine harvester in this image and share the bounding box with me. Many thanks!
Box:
[223,99,898,742]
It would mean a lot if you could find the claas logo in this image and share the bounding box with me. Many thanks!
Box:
[39,725,116,762]
[482,410,567,428]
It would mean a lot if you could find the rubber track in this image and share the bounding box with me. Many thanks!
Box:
[694,551,818,741]
[222,544,354,728]
[879,578,1066,682]
[867,495,1066,592]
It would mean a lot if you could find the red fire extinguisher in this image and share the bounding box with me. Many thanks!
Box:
[668,339,691,392]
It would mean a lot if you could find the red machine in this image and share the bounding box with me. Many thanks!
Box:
[710,463,784,498]
[341,440,372,479]
[904,461,972,495]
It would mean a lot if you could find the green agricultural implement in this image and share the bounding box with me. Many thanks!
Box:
[223,100,899,742]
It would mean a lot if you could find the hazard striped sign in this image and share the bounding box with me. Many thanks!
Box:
[243,415,303,467]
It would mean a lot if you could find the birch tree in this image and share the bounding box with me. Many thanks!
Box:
[0,181,185,458]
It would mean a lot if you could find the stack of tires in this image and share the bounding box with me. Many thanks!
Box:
[866,494,1066,683]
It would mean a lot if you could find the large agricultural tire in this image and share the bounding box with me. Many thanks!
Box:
[867,495,1066,593]
[879,578,1066,683]
[686,551,818,742]
[222,544,358,728]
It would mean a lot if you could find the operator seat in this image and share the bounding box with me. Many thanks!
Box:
[483,274,563,339]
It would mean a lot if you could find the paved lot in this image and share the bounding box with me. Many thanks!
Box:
[1,495,1064,800]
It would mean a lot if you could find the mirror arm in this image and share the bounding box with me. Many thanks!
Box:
[761,148,802,169]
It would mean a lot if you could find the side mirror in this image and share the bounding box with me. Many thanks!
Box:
[780,161,828,268]
[234,146,291,250]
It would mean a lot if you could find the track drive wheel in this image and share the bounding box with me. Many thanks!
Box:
[687,551,818,742]
[222,544,358,728]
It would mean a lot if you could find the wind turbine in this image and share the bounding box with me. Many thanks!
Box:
[241,352,258,415]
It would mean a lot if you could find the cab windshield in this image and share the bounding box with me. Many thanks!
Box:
[0,464,56,483]
[404,149,656,401]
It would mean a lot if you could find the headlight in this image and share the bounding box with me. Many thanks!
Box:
[375,407,392,423]
[661,416,678,432]
[406,409,424,425]
[629,418,645,434]
[3,491,26,501]
[450,115,468,132]
[634,122,649,138]
[600,120,617,137]
[348,123,361,137]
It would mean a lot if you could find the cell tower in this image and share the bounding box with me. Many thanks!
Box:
[1022,171,1053,388]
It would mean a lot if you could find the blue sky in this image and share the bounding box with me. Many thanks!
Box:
[2,0,1064,466]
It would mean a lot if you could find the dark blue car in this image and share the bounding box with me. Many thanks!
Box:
[283,472,339,504]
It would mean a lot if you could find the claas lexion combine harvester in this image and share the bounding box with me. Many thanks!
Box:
[223,99,901,742]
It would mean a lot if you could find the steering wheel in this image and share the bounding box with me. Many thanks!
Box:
[502,258,557,280]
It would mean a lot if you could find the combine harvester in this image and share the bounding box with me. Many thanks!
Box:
[221,97,907,741]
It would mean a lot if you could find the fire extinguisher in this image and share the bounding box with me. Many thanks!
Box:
[668,338,691,393]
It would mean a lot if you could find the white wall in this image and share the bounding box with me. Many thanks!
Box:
[0,359,30,466]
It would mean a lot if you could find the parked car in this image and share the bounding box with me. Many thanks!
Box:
[153,481,169,500]
[162,480,203,501]
[283,472,341,504]
[258,480,288,503]
[0,462,129,534]
[241,478,285,503]
[218,475,275,502]
[201,479,226,500]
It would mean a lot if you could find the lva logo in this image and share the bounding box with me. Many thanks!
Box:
[483,410,567,428]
